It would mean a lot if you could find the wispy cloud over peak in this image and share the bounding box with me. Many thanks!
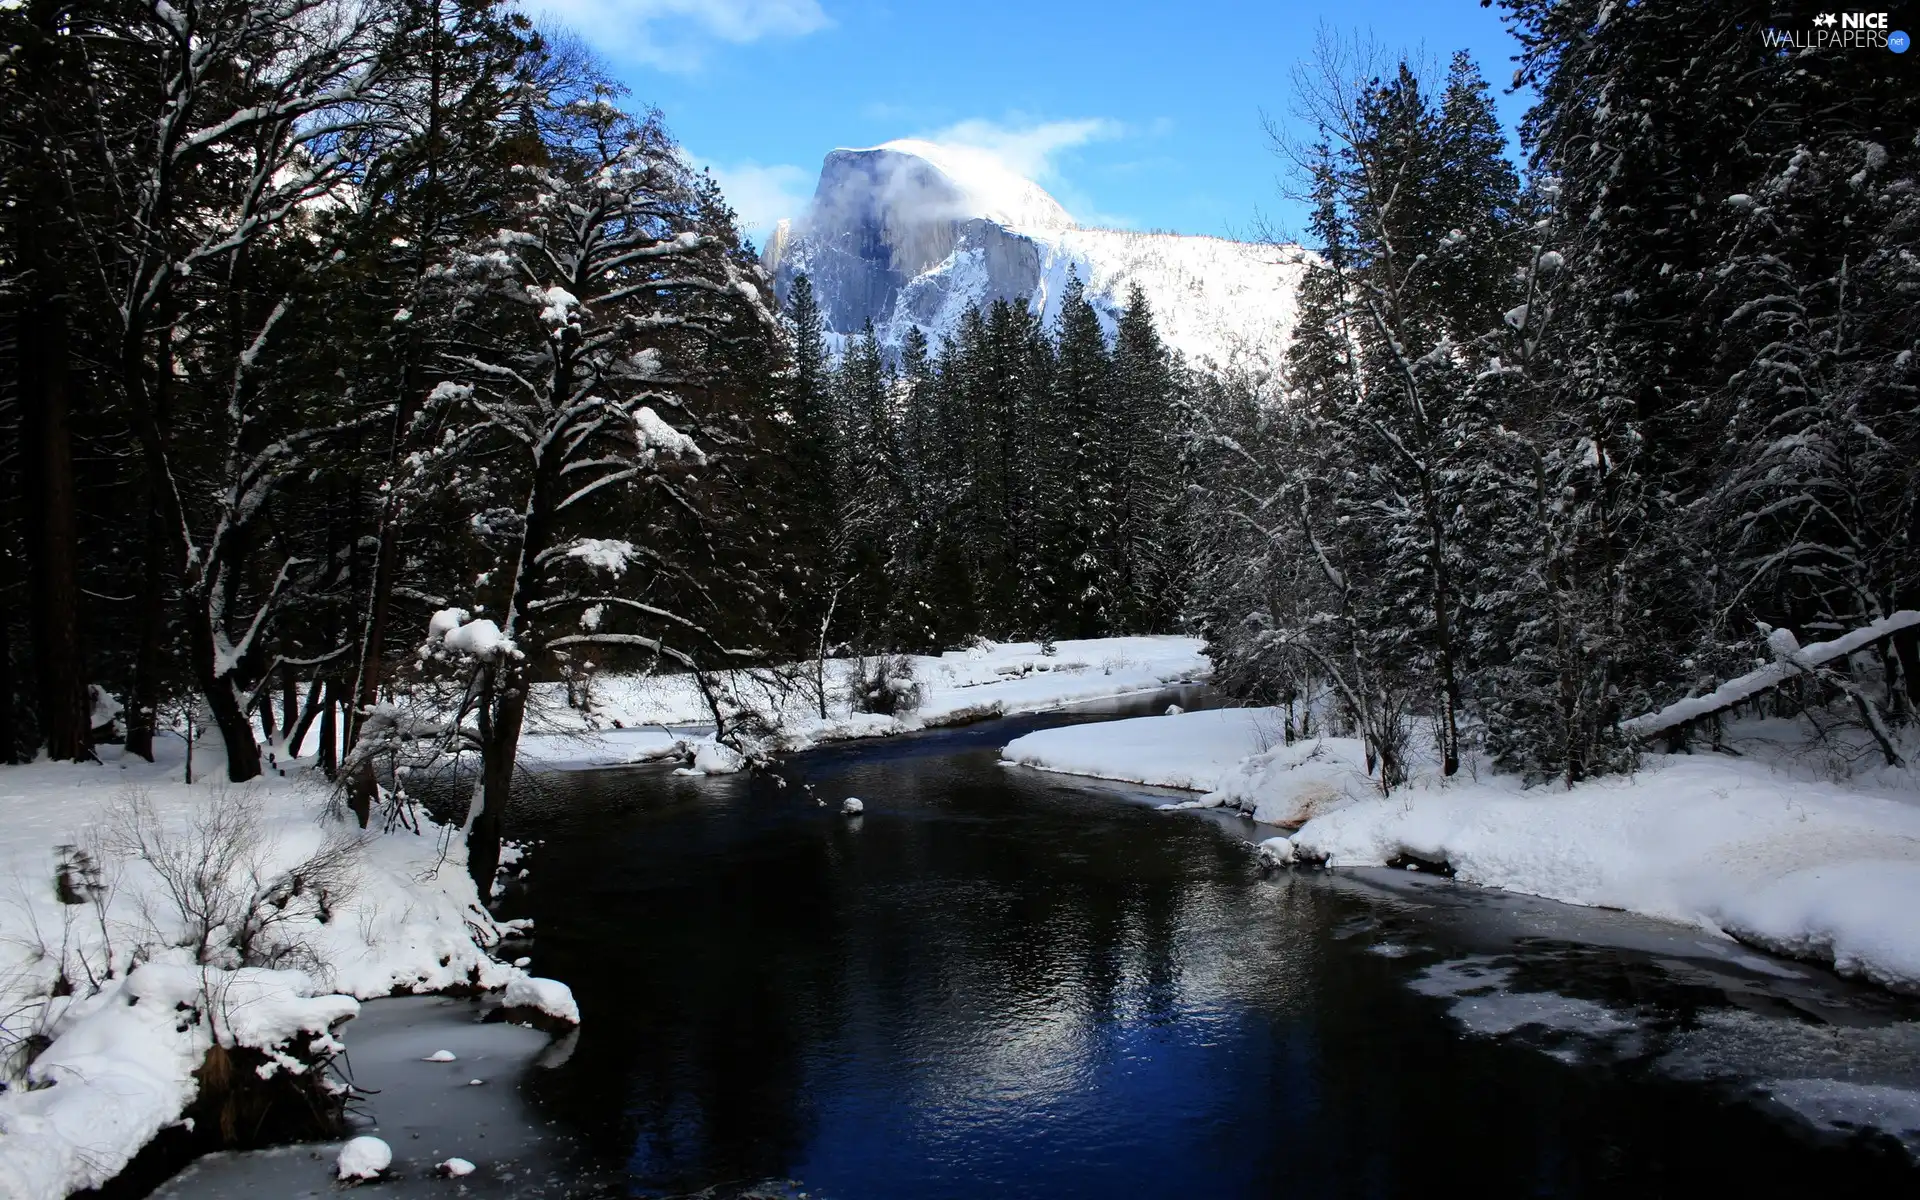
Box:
[917,116,1126,186]
[531,0,828,71]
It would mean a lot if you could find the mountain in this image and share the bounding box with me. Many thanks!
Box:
[762,140,1307,371]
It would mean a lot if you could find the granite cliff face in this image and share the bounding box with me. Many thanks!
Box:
[764,140,1305,371]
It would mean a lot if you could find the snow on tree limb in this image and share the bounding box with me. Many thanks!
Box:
[1622,612,1920,739]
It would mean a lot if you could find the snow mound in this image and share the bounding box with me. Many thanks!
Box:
[1001,708,1276,791]
[692,739,745,775]
[425,1049,456,1062]
[440,1156,477,1177]
[1256,836,1295,868]
[337,1135,391,1181]
[502,975,580,1024]
[1202,736,1374,825]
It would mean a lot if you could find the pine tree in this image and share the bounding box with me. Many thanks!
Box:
[1050,270,1116,639]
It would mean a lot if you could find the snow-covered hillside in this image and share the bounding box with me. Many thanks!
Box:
[765,140,1305,372]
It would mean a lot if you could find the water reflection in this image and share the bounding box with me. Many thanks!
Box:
[485,698,1920,1197]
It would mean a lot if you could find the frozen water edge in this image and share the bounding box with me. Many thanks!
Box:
[999,706,1920,997]
[1309,870,1920,1156]
[152,995,602,1198]
[0,742,577,1200]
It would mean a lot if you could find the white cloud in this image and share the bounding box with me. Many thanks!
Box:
[531,0,828,71]
[917,116,1125,186]
[696,158,815,249]
[912,116,1136,228]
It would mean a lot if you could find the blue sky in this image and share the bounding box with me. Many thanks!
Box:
[530,0,1532,250]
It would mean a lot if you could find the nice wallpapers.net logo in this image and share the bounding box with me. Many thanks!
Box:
[1763,11,1910,50]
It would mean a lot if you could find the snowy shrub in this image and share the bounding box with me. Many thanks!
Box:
[851,655,923,717]
[0,840,120,1081]
[108,788,361,970]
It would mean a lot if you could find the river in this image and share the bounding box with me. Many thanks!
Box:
[158,692,1920,1196]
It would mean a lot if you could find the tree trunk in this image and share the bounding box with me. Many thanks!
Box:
[124,502,169,760]
[256,679,277,749]
[282,673,299,738]
[317,682,338,778]
[348,503,402,748]
[0,578,15,764]
[124,290,175,763]
[286,678,324,758]
[189,606,262,782]
[1893,627,1920,709]
[18,264,91,761]
[468,684,525,897]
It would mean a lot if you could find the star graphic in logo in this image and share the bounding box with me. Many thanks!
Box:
[1813,12,1837,25]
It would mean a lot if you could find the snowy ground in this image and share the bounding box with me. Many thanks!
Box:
[516,636,1208,772]
[1001,707,1920,994]
[0,741,575,1199]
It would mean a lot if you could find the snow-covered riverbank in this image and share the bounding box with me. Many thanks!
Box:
[0,744,576,1199]
[518,635,1209,771]
[1002,708,1920,994]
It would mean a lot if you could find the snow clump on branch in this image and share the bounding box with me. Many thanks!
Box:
[425,607,518,663]
[634,406,705,464]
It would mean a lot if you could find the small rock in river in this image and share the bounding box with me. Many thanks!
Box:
[424,1049,456,1062]
[841,797,864,816]
[439,1157,477,1177]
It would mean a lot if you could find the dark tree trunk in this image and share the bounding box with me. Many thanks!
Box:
[282,673,299,739]
[468,684,525,899]
[256,678,277,747]
[349,512,402,749]
[286,678,324,758]
[124,502,170,760]
[18,273,92,761]
[188,609,261,782]
[1893,627,1920,708]
[317,681,338,778]
[0,577,14,765]
[124,296,174,763]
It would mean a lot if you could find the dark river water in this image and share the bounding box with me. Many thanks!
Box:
[159,692,1920,1197]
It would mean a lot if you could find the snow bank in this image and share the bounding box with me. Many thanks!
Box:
[516,636,1208,769]
[1291,755,1920,991]
[996,706,1920,994]
[1000,707,1375,825]
[0,744,567,1198]
[1002,707,1271,790]
[1193,735,1374,825]
[501,975,580,1025]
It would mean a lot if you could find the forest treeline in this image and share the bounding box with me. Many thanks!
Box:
[1191,8,1920,786]
[3,0,1918,878]
[777,272,1186,660]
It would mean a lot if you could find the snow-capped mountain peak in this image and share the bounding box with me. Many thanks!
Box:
[767,140,1304,372]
